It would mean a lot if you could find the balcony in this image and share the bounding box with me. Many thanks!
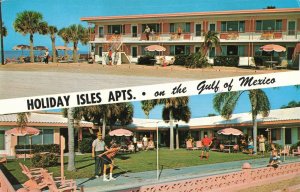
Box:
[89,30,299,43]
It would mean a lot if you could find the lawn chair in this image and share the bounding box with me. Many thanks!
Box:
[196,141,203,150]
[274,59,288,69]
[186,140,197,150]
[20,163,48,190]
[280,145,291,156]
[41,170,76,192]
[0,154,7,164]
[292,146,300,156]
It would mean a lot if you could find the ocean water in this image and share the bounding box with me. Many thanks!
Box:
[1,50,88,60]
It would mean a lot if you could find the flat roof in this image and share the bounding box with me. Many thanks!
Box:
[81,0,300,21]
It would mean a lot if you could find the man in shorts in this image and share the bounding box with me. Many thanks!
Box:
[200,134,212,160]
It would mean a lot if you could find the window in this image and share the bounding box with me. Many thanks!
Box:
[209,23,216,31]
[132,26,137,37]
[170,45,190,55]
[142,24,160,33]
[195,24,202,36]
[221,21,245,32]
[271,128,281,141]
[256,20,282,32]
[0,131,4,150]
[227,45,238,56]
[108,25,124,34]
[132,47,137,58]
[238,45,245,56]
[169,23,191,33]
[17,129,54,145]
[141,46,147,55]
[209,47,216,57]
[195,46,201,53]
[288,21,296,35]
[98,26,104,38]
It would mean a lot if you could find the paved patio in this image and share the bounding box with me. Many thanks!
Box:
[76,156,300,192]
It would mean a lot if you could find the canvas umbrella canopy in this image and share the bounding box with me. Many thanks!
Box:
[34,46,48,51]
[55,46,71,50]
[13,44,30,56]
[5,127,40,161]
[144,45,166,52]
[217,128,243,136]
[109,128,133,137]
[260,44,286,61]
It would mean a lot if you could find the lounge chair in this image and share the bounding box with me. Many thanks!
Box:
[94,55,101,64]
[146,141,155,150]
[196,141,203,150]
[280,145,290,156]
[274,59,288,69]
[186,140,197,150]
[0,155,7,164]
[292,146,300,156]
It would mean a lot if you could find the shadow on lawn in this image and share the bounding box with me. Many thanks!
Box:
[76,163,94,170]
[0,164,22,189]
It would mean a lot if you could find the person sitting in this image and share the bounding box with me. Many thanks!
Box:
[98,144,119,181]
[137,141,143,151]
[128,142,135,153]
[268,143,281,167]
[146,139,155,150]
[248,138,254,155]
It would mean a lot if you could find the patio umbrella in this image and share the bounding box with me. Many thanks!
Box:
[260,44,286,61]
[5,127,40,160]
[217,128,243,136]
[144,45,166,52]
[55,46,71,50]
[34,46,48,51]
[12,44,30,56]
[109,128,133,137]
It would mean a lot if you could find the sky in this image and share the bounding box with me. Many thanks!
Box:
[132,85,300,119]
[2,0,299,51]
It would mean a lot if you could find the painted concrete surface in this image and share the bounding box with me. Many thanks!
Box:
[76,157,300,192]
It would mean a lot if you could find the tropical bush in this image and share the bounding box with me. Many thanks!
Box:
[214,56,239,67]
[173,53,209,68]
[291,141,300,151]
[79,138,93,153]
[31,153,58,168]
[137,55,156,65]
[173,54,187,66]
[15,144,60,154]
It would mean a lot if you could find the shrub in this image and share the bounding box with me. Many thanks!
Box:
[79,138,93,153]
[291,141,300,151]
[265,142,282,152]
[15,144,60,154]
[173,54,188,66]
[31,153,58,168]
[214,56,239,67]
[137,55,155,65]
[185,52,209,68]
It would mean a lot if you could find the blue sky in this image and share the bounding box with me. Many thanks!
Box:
[2,0,299,51]
[133,85,300,119]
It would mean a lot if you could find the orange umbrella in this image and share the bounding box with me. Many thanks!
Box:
[217,128,243,136]
[5,127,40,136]
[260,44,286,52]
[145,45,166,52]
[13,44,30,56]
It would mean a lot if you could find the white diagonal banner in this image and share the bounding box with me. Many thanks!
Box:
[0,71,299,114]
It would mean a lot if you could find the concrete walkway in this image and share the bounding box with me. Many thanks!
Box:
[76,156,300,192]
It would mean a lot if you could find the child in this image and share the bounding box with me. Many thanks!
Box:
[268,143,281,167]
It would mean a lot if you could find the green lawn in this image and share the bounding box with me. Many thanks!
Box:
[3,148,261,185]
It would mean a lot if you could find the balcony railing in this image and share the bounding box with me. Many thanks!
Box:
[90,30,299,42]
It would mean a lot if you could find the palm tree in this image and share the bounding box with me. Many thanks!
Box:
[213,89,270,154]
[202,31,220,56]
[65,24,89,62]
[58,27,70,57]
[13,11,48,62]
[141,97,190,150]
[0,22,7,37]
[141,100,155,118]
[67,107,76,171]
[16,112,31,127]
[47,26,58,63]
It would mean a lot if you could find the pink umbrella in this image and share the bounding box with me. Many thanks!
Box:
[144,45,166,52]
[109,128,133,137]
[260,44,286,52]
[5,127,40,136]
[217,128,243,136]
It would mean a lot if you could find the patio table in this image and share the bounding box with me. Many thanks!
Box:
[224,145,234,153]
[15,148,33,160]
[265,61,278,69]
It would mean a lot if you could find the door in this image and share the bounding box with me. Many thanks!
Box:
[288,21,296,35]
[285,128,292,145]
[132,46,137,58]
[98,26,104,38]
[195,24,202,36]
[132,25,137,37]
[287,47,295,60]
[60,128,69,152]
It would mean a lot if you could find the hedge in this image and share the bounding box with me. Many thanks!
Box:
[137,55,156,65]
[15,144,60,154]
[214,56,239,67]
[79,138,93,153]
[31,153,58,168]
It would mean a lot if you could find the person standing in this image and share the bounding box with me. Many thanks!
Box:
[44,50,49,64]
[144,25,151,41]
[92,132,108,178]
[200,134,212,159]
[259,134,266,155]
[133,134,137,153]
[142,135,148,150]
[108,49,113,65]
[177,26,182,38]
